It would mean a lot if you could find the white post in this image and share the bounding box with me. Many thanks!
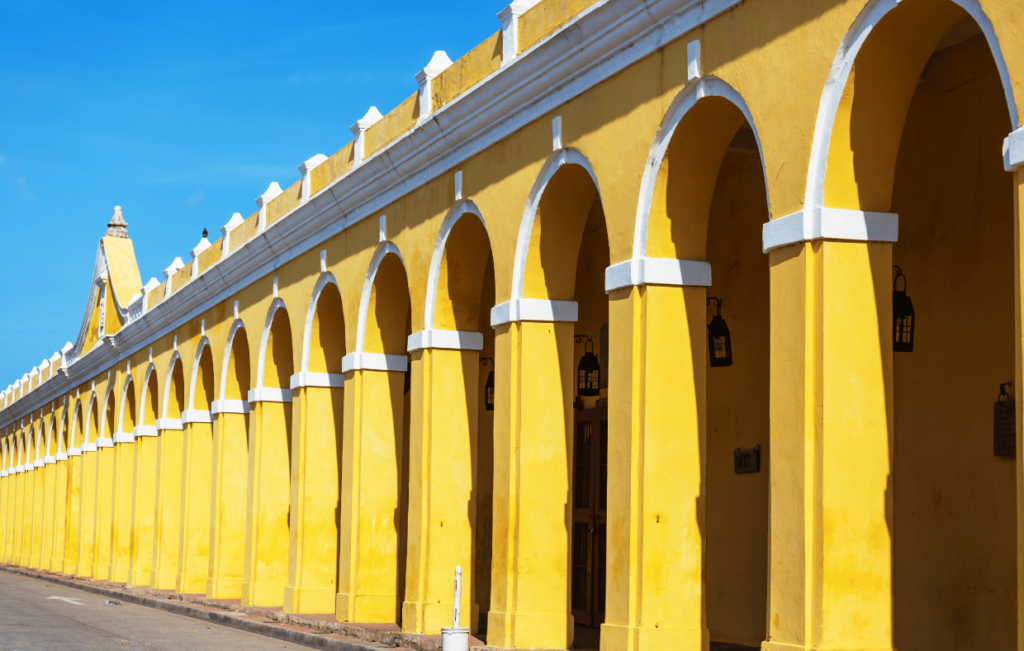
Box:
[442,565,469,651]
[453,565,462,628]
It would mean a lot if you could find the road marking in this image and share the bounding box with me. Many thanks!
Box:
[47,596,84,605]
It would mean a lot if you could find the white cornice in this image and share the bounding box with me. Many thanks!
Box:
[1005,126,1024,171]
[0,0,747,429]
[762,208,898,253]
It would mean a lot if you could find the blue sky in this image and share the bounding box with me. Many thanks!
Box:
[0,0,502,387]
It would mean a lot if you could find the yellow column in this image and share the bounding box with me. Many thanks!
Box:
[207,406,249,598]
[77,441,99,577]
[600,284,708,651]
[487,319,574,650]
[30,458,45,568]
[285,377,343,614]
[40,454,57,570]
[0,453,7,562]
[1012,166,1024,651]
[336,365,405,623]
[402,346,478,634]
[242,394,292,606]
[151,421,184,589]
[177,414,213,594]
[92,439,116,579]
[109,435,135,582]
[51,452,69,572]
[128,427,158,586]
[18,456,32,566]
[64,449,82,574]
[764,240,894,651]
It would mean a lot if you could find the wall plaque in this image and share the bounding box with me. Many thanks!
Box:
[734,445,761,474]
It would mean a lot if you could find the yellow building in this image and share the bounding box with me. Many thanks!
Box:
[2,0,1024,649]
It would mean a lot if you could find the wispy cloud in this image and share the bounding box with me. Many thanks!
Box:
[185,189,205,208]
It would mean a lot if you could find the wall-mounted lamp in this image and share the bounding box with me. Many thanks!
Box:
[994,381,1015,457]
[893,266,915,353]
[480,357,495,412]
[574,335,601,397]
[707,297,732,368]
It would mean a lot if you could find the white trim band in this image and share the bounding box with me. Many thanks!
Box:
[67,448,81,457]
[133,425,158,438]
[248,388,293,403]
[55,452,68,461]
[211,400,250,415]
[762,208,898,253]
[0,471,6,477]
[81,442,98,452]
[1005,127,1024,171]
[342,353,408,373]
[182,410,212,424]
[95,437,114,448]
[155,418,183,431]
[290,372,346,390]
[491,299,578,326]
[113,432,135,444]
[44,456,56,464]
[14,465,23,473]
[407,330,484,352]
[605,257,712,292]
[34,459,45,468]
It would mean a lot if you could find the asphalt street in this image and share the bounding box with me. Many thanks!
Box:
[0,571,310,650]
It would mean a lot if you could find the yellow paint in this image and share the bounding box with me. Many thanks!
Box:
[92,396,117,580]
[268,180,303,226]
[519,0,601,55]
[242,309,293,606]
[128,370,159,586]
[208,330,250,599]
[365,93,419,161]
[110,385,136,583]
[152,360,185,589]
[432,31,502,112]
[177,347,215,594]
[77,399,100,577]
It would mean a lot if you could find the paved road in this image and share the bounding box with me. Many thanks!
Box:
[0,571,309,651]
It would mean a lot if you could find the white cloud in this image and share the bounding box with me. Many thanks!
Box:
[185,189,205,208]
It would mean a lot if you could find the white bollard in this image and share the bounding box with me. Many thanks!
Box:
[441,565,470,651]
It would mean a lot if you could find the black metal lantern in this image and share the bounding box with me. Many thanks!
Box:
[404,356,411,395]
[892,266,915,353]
[994,382,1015,457]
[574,335,601,397]
[480,358,495,412]
[707,297,733,368]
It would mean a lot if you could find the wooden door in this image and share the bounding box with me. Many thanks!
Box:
[571,406,607,627]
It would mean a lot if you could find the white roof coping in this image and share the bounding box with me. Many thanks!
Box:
[163,257,185,278]
[143,277,161,294]
[220,212,245,236]
[255,182,283,209]
[126,293,143,307]
[416,51,453,84]
[49,352,61,363]
[299,154,328,175]
[350,107,383,136]
[61,342,74,354]
[29,367,39,377]
[39,359,50,371]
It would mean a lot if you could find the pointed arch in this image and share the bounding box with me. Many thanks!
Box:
[300,273,347,374]
[510,148,602,303]
[804,0,1018,212]
[423,200,492,333]
[69,400,84,450]
[632,77,768,262]
[117,374,136,437]
[161,352,185,421]
[353,242,406,358]
[256,299,293,391]
[139,364,159,430]
[218,320,251,405]
[187,337,216,412]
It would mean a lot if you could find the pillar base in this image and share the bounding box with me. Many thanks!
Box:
[206,576,242,600]
[486,609,573,650]
[284,585,336,615]
[177,573,208,595]
[28,555,42,569]
[402,600,479,634]
[75,561,93,578]
[126,567,150,587]
[242,581,286,607]
[761,644,896,651]
[111,565,130,584]
[91,564,111,581]
[600,622,708,651]
[335,592,399,623]
[150,568,178,590]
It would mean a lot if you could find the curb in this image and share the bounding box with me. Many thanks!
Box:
[1,565,406,651]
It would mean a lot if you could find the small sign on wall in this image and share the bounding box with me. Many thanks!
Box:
[734,445,761,474]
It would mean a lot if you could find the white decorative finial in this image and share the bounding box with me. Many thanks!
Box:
[299,154,329,203]
[379,215,387,242]
[350,107,384,166]
[163,257,185,279]
[498,1,542,66]
[106,205,129,239]
[687,40,702,83]
[454,171,463,202]
[552,116,562,151]
[416,51,453,122]
[220,212,245,256]
[256,182,283,231]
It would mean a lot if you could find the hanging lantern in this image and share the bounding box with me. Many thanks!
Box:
[574,335,601,397]
[707,297,733,368]
[480,358,495,412]
[892,266,915,353]
[404,356,411,395]
[994,382,1015,457]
